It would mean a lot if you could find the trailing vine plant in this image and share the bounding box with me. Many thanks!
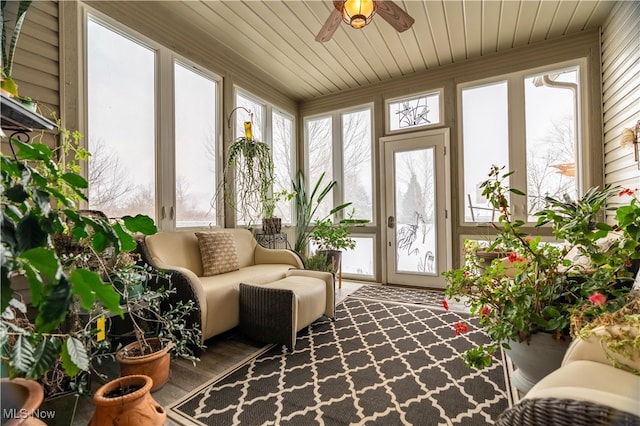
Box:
[212,112,275,226]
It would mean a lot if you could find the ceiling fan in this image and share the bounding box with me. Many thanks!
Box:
[315,0,415,43]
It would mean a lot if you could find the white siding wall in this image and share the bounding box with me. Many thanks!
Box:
[602,1,640,219]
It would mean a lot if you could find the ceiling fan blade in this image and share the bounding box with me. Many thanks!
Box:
[375,0,415,33]
[315,7,343,42]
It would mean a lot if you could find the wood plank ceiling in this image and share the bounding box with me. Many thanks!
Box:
[89,1,617,102]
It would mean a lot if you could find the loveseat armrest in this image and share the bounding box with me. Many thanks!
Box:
[254,244,304,268]
[286,269,335,319]
[563,325,640,372]
[136,238,207,343]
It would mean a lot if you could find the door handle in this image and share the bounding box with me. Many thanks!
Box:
[387,216,396,228]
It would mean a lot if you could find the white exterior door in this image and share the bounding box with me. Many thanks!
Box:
[381,129,451,288]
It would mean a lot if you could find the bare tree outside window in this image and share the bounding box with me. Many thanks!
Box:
[88,138,134,212]
[527,116,576,214]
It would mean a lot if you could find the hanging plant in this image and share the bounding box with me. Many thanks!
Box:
[214,132,275,226]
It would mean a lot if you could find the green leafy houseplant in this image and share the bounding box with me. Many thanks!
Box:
[291,171,352,255]
[113,264,204,364]
[1,140,156,389]
[568,187,640,374]
[1,0,31,96]
[309,209,361,252]
[443,165,639,369]
[262,189,295,219]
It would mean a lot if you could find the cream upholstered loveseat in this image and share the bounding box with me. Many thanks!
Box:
[497,324,640,425]
[137,228,331,341]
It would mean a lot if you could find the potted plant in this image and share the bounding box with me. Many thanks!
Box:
[1,140,157,410]
[213,125,275,226]
[1,1,31,97]
[112,264,204,392]
[443,166,639,393]
[0,377,47,425]
[89,374,166,426]
[291,171,353,255]
[261,189,295,234]
[308,209,363,273]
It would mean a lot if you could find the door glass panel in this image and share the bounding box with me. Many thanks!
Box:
[394,147,436,274]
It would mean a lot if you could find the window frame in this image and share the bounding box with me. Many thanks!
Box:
[303,103,376,225]
[456,59,588,227]
[303,104,376,280]
[173,58,223,229]
[385,88,444,135]
[83,7,223,231]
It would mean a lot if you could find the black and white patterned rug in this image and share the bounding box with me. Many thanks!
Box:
[169,287,512,425]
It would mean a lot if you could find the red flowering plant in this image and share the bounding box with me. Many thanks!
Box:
[443,166,639,369]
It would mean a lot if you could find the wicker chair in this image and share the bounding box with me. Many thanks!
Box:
[496,397,640,426]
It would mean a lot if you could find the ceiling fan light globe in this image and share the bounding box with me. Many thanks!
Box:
[350,15,367,29]
[342,0,376,28]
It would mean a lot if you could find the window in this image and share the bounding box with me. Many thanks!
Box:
[459,65,582,224]
[525,69,578,219]
[342,237,374,278]
[304,105,374,279]
[305,107,373,222]
[87,18,156,219]
[234,90,295,225]
[86,13,222,230]
[386,90,442,133]
[306,116,333,220]
[461,81,509,223]
[272,110,295,222]
[174,62,219,228]
[342,109,373,221]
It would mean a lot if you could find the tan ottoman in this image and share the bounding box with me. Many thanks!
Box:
[239,269,335,350]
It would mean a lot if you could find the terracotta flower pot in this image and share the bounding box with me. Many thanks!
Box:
[89,375,166,426]
[115,338,173,392]
[0,378,47,426]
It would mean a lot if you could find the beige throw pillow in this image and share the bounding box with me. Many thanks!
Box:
[196,231,240,276]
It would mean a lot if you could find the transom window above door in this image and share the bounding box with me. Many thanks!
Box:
[386,90,443,134]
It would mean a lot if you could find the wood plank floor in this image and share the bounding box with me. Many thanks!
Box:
[73,281,365,425]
